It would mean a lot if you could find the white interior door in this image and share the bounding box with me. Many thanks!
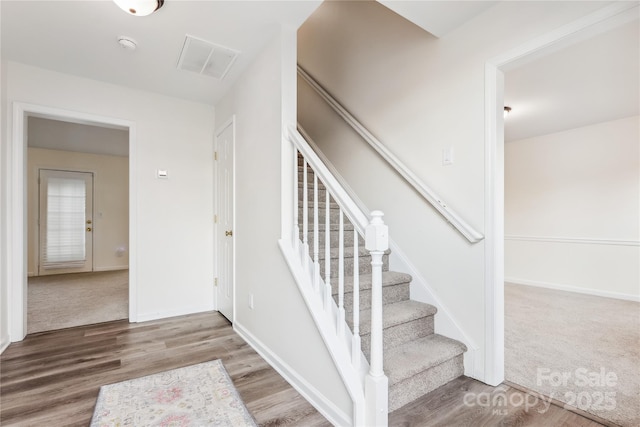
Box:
[38,169,94,276]
[216,121,234,322]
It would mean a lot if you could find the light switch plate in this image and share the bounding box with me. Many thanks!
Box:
[442,147,454,166]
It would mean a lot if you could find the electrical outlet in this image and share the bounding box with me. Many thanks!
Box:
[249,294,254,309]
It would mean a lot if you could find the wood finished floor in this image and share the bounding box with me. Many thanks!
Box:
[0,312,330,427]
[1,311,607,427]
[390,376,608,427]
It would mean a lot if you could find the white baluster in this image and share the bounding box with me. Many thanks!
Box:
[365,211,389,426]
[302,159,309,272]
[337,210,345,336]
[324,192,332,313]
[313,173,320,292]
[292,148,299,254]
[352,228,361,368]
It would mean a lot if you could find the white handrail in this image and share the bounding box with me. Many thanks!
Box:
[297,65,484,244]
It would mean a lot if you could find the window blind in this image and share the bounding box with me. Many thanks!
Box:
[42,176,87,268]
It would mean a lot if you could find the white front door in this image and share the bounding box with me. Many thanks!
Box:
[216,121,234,322]
[38,169,94,276]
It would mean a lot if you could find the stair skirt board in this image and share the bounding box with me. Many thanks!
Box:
[234,322,353,427]
[279,239,369,427]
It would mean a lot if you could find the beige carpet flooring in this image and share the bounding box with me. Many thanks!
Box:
[505,283,640,427]
[28,270,128,334]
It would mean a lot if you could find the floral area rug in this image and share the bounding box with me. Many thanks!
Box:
[91,359,257,427]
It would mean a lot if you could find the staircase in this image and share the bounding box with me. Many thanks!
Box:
[298,154,467,413]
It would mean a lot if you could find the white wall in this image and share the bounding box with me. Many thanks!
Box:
[215,29,352,422]
[2,61,215,337]
[297,0,611,382]
[27,148,129,275]
[505,116,640,300]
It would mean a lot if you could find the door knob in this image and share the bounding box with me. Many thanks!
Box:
[86,227,92,232]
[86,219,92,224]
[225,230,233,237]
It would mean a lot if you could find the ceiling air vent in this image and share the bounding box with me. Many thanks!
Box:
[177,35,239,80]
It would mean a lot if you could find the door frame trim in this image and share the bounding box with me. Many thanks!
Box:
[9,102,137,341]
[483,2,639,385]
[214,115,236,324]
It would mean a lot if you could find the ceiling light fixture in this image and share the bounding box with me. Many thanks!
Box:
[504,106,512,117]
[113,0,164,16]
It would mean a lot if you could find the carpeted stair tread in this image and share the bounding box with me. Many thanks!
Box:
[299,201,340,209]
[301,223,354,232]
[314,239,364,249]
[317,245,390,260]
[385,334,467,385]
[334,271,412,295]
[355,300,437,336]
[299,181,327,189]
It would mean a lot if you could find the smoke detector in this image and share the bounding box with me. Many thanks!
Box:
[117,36,137,51]
[177,35,239,80]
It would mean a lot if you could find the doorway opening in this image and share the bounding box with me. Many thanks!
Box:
[500,10,639,427]
[26,117,130,334]
[484,1,639,422]
[9,103,136,341]
[485,3,638,385]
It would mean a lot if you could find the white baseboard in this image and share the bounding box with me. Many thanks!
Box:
[234,322,352,427]
[94,266,129,272]
[505,277,640,302]
[27,266,129,277]
[135,305,215,323]
[0,336,10,354]
[505,235,640,247]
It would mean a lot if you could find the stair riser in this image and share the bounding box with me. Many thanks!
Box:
[361,315,434,358]
[302,231,360,247]
[298,187,328,200]
[388,355,464,412]
[297,200,340,209]
[318,253,389,278]
[299,180,327,190]
[336,283,410,311]
[297,169,321,181]
[298,207,343,223]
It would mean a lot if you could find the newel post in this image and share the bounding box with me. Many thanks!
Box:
[364,211,389,426]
